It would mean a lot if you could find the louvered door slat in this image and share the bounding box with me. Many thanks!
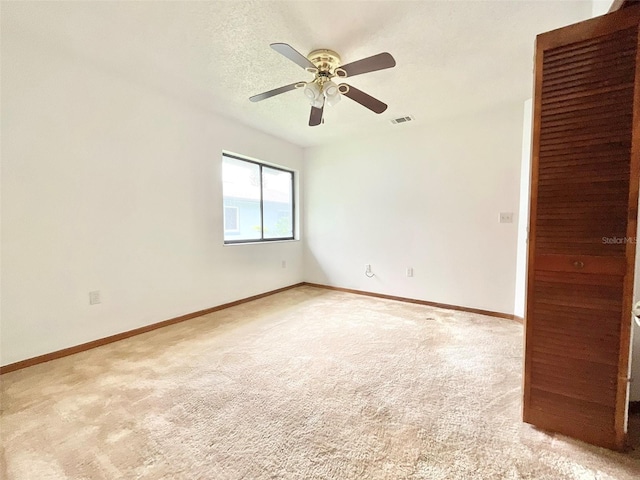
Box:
[541,91,633,116]
[524,7,640,451]
[528,390,615,441]
[543,28,637,60]
[542,110,632,128]
[543,67,636,93]
[541,84,633,107]
[541,112,633,130]
[538,155,630,168]
[541,122,633,140]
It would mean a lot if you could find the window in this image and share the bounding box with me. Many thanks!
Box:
[222,153,294,243]
[224,206,239,233]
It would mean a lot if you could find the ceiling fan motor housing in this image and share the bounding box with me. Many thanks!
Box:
[307,49,343,78]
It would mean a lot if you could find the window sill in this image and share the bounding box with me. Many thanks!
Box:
[223,239,300,246]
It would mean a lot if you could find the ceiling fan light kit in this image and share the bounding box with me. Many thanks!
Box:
[249,43,396,127]
[303,82,322,103]
[323,80,341,106]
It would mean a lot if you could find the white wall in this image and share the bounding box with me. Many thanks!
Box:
[303,102,523,315]
[1,19,304,366]
[514,99,533,319]
[592,0,615,17]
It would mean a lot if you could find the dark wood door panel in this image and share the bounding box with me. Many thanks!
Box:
[542,54,636,81]
[540,90,634,116]
[543,69,637,95]
[541,85,634,110]
[536,205,629,216]
[534,269,623,284]
[529,388,616,428]
[541,99,634,123]
[534,254,627,274]
[540,116,634,135]
[533,283,623,307]
[527,390,616,448]
[533,323,619,349]
[538,173,630,185]
[524,6,640,451]
[535,308,620,326]
[533,295,623,318]
[536,217,627,228]
[537,150,632,166]
[539,130,632,147]
[531,359,617,406]
[542,27,636,59]
[536,210,628,221]
[531,328,621,365]
[537,178,629,194]
[532,292,622,311]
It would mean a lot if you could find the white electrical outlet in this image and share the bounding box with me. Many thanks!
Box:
[499,212,514,224]
[89,290,101,305]
[407,268,413,277]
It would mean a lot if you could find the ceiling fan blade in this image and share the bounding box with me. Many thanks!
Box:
[339,84,387,114]
[271,43,316,70]
[309,104,324,127]
[250,82,302,102]
[339,52,396,78]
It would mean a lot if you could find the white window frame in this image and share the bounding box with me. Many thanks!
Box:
[222,153,295,244]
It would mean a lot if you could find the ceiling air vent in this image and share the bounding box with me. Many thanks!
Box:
[390,115,414,125]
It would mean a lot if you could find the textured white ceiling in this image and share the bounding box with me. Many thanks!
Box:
[6,1,593,147]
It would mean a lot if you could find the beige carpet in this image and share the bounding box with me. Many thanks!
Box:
[2,285,640,479]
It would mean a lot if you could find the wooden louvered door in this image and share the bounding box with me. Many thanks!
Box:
[524,6,640,451]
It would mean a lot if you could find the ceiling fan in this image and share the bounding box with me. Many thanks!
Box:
[250,43,396,127]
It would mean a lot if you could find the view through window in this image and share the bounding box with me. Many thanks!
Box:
[222,154,294,243]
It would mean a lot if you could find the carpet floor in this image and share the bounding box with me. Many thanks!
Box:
[2,285,640,479]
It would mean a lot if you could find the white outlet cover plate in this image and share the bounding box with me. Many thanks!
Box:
[499,212,514,223]
[89,291,101,305]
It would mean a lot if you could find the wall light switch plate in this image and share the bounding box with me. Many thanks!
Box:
[89,290,101,305]
[499,212,514,224]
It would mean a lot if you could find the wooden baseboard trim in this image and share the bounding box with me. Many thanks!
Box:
[0,282,305,375]
[301,282,521,323]
[2,281,519,374]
